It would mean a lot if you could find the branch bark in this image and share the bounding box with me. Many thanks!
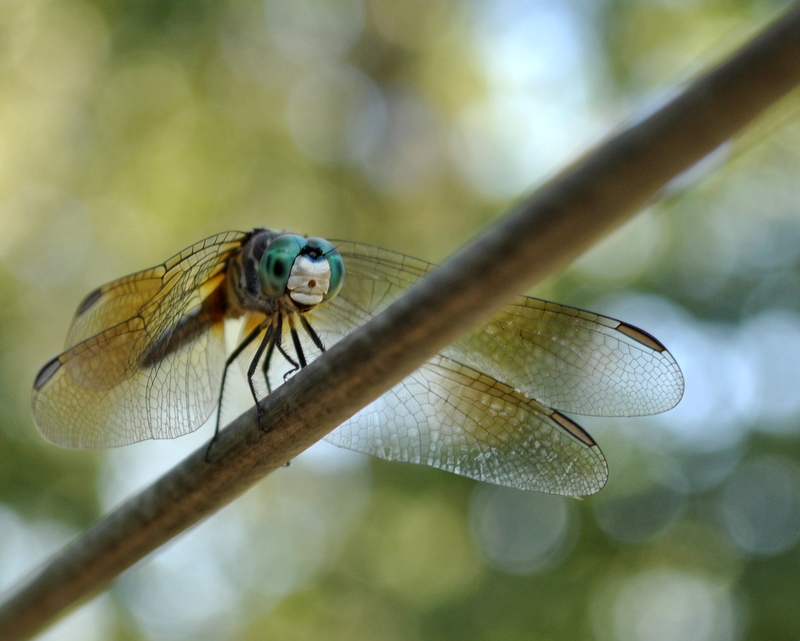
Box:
[2,5,800,639]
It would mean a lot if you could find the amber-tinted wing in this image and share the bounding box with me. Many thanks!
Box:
[32,231,249,448]
[304,241,683,495]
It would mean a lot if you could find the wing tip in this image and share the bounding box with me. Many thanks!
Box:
[33,357,62,391]
[616,322,667,352]
[76,287,103,316]
[550,409,597,447]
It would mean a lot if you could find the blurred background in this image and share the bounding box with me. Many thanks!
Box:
[1,0,800,639]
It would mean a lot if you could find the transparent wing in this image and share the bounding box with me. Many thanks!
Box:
[31,231,249,447]
[302,241,681,494]
[326,355,608,495]
[319,241,684,417]
[262,307,607,494]
[450,300,684,416]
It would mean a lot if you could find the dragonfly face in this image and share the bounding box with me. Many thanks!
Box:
[228,232,344,316]
[31,228,684,496]
[256,234,344,306]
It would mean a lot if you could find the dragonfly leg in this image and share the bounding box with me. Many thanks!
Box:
[205,322,269,462]
[299,314,326,353]
[270,315,299,469]
[287,315,308,368]
[245,325,276,434]
[261,324,278,395]
[274,315,301,381]
[275,341,298,376]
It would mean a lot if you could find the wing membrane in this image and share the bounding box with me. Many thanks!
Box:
[320,241,684,417]
[449,299,684,416]
[326,355,608,495]
[31,232,677,495]
[303,240,681,493]
[32,231,248,447]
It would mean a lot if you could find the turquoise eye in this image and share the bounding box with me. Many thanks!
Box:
[259,234,304,297]
[305,237,344,302]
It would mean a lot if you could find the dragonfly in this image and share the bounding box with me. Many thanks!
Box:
[32,228,684,496]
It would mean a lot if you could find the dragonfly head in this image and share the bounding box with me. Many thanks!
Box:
[259,234,344,307]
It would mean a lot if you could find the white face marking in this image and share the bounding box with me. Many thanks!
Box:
[287,255,331,306]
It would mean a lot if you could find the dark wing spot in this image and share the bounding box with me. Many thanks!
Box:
[34,357,62,390]
[550,410,597,447]
[76,287,103,316]
[616,322,665,352]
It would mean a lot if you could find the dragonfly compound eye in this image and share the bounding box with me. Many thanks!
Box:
[305,237,344,303]
[259,234,305,297]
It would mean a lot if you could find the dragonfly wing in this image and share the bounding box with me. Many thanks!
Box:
[326,355,608,495]
[63,231,246,349]
[304,241,431,352]
[306,245,609,494]
[447,299,685,417]
[32,231,248,447]
[325,241,684,417]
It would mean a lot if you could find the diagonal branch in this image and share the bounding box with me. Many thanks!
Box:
[2,5,800,640]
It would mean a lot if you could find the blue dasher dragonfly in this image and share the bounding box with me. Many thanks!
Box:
[32,229,684,496]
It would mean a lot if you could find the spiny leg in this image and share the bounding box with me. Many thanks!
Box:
[269,314,299,469]
[277,314,319,470]
[205,322,268,462]
[299,314,325,353]
[276,340,299,374]
[287,314,308,368]
[273,314,301,381]
[246,325,275,433]
[261,322,278,395]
